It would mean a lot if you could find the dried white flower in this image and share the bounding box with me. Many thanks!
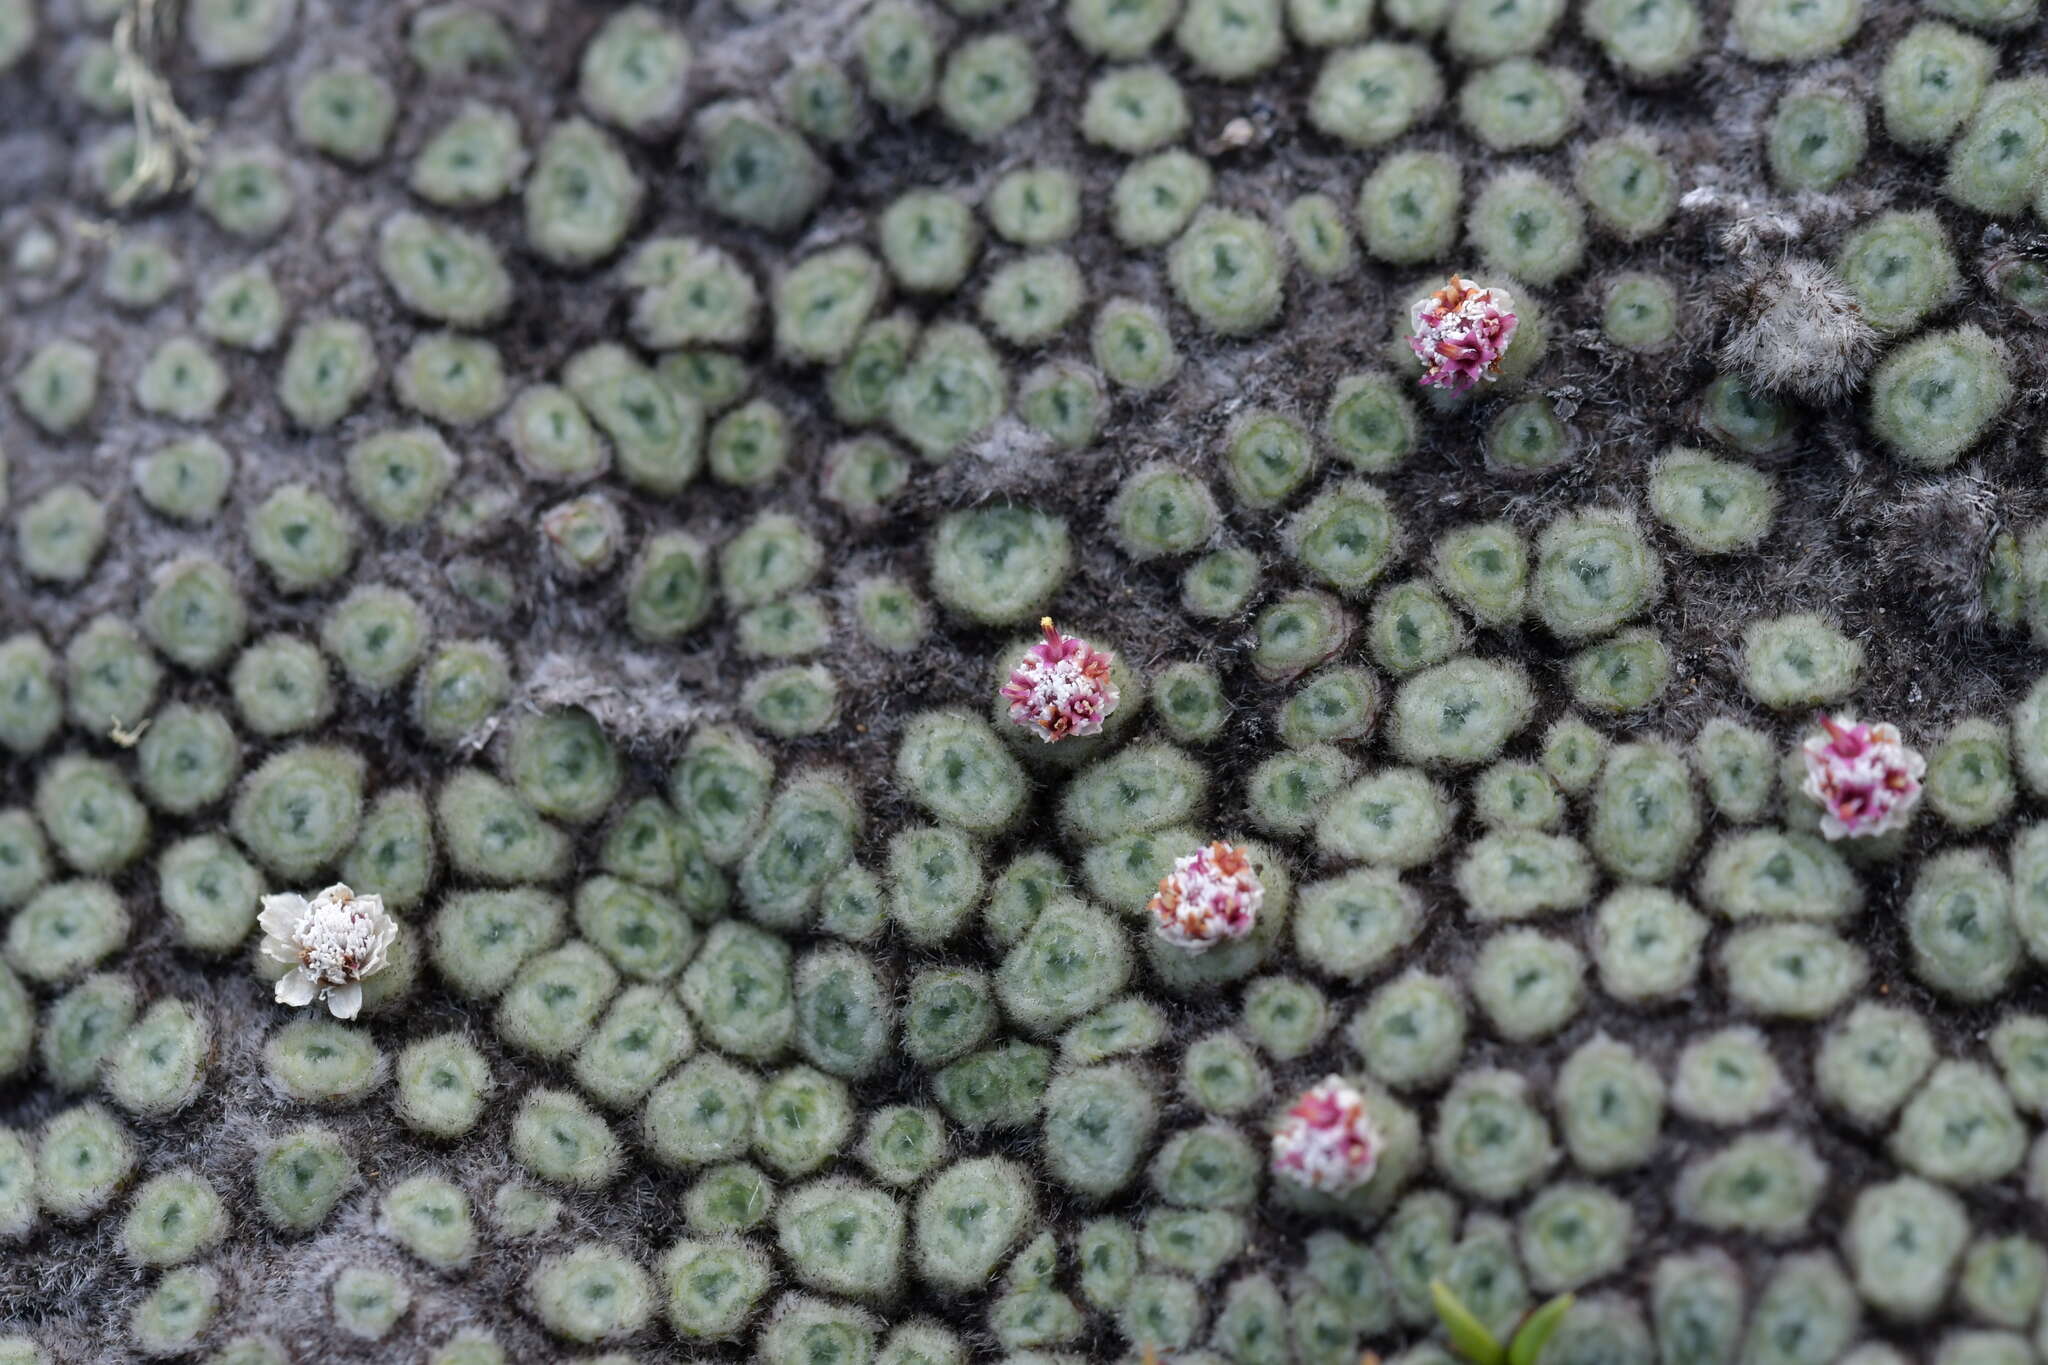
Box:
[258,883,397,1020]
[1718,257,1878,403]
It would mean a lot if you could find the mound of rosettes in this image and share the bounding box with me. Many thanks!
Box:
[3,0,2048,1358]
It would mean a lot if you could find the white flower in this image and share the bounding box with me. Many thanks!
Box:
[258,883,397,1020]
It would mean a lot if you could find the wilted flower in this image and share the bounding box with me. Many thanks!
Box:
[1150,840,1262,952]
[1001,617,1120,742]
[1408,275,1518,391]
[1718,257,1878,403]
[1801,713,1925,840]
[1271,1075,1383,1193]
[259,883,397,1020]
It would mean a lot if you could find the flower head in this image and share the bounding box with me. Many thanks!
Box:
[1271,1074,1383,1194]
[258,883,397,1020]
[1001,618,1120,743]
[1801,713,1925,840]
[1149,840,1262,952]
[1408,275,1518,391]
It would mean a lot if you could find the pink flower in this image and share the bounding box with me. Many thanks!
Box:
[1408,275,1519,391]
[1271,1075,1383,1194]
[1150,840,1262,952]
[1801,713,1925,840]
[1001,618,1120,743]
[258,884,397,1020]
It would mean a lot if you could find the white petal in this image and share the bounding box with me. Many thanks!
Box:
[325,983,363,1020]
[275,970,318,1008]
[260,936,302,966]
[257,895,307,939]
